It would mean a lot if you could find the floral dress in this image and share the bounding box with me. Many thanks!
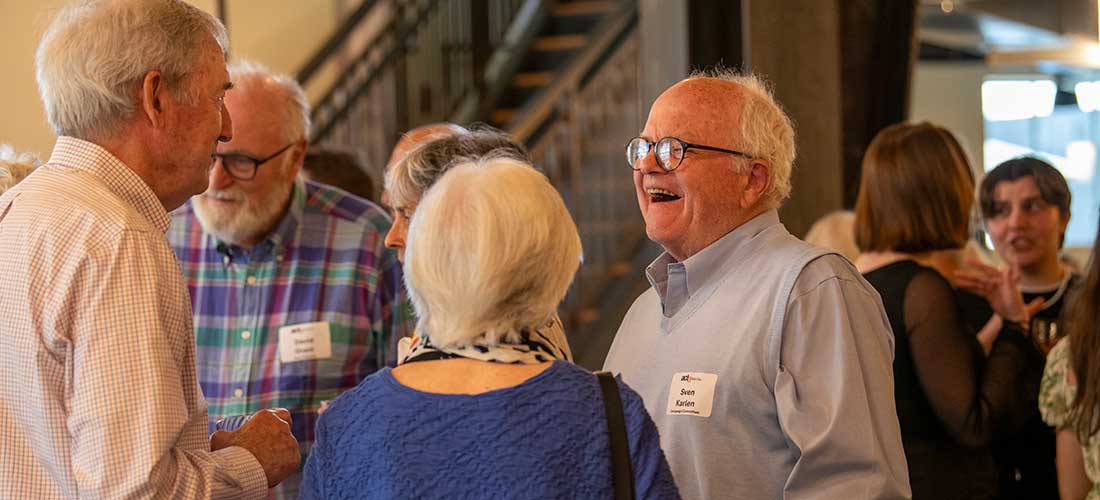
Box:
[1039,337,1100,499]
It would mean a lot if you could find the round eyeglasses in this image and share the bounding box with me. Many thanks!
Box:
[626,137,752,172]
[212,142,295,181]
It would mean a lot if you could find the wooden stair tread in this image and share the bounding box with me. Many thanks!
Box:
[552,1,616,16]
[512,71,554,88]
[533,34,587,51]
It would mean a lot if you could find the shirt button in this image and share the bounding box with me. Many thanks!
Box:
[241,330,252,340]
[246,275,257,285]
[234,388,244,398]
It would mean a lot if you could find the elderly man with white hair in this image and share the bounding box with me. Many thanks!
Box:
[300,158,679,499]
[603,71,911,499]
[168,60,411,500]
[0,1,299,498]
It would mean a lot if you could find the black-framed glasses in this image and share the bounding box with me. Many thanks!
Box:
[626,136,752,172]
[213,142,295,180]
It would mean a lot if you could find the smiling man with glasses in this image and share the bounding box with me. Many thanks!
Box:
[167,61,412,500]
[602,70,911,500]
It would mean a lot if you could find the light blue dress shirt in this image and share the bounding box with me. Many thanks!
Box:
[604,210,912,500]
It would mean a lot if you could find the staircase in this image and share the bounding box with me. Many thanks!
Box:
[486,1,618,128]
[300,0,647,369]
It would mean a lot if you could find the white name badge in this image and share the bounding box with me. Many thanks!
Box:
[278,321,333,363]
[667,372,718,418]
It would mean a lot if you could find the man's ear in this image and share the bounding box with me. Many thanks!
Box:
[285,139,310,179]
[740,160,772,208]
[140,70,167,129]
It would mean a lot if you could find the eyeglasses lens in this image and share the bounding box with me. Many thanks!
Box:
[626,138,647,169]
[223,156,257,180]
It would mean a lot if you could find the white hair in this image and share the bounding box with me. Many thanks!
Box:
[404,159,582,348]
[0,145,42,195]
[35,0,229,141]
[384,127,528,209]
[688,69,796,207]
[229,60,311,142]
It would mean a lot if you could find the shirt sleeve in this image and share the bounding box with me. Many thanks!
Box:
[1040,337,1074,429]
[65,230,267,499]
[773,258,911,499]
[902,269,1041,448]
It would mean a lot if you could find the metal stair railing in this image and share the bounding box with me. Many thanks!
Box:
[507,0,646,368]
[305,0,529,179]
[302,0,646,368]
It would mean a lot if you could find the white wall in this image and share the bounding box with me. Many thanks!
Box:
[0,0,340,158]
[909,60,988,175]
[0,0,76,158]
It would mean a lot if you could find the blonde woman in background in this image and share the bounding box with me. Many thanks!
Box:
[0,144,41,195]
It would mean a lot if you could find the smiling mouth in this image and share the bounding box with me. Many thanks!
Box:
[647,187,682,202]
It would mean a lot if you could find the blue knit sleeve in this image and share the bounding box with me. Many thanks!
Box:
[619,376,681,500]
[299,406,332,499]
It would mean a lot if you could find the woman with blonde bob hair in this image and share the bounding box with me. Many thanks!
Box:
[300,159,679,499]
[384,127,573,362]
[855,122,1044,500]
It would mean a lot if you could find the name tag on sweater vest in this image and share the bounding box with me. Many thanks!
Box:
[667,372,717,417]
[278,321,333,363]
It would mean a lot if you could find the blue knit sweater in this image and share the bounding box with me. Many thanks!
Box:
[299,361,680,499]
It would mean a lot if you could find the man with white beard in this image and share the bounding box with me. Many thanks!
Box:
[168,61,412,500]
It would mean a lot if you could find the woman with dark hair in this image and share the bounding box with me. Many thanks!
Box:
[854,122,1044,500]
[977,156,1077,349]
[1040,218,1100,499]
[954,156,1077,499]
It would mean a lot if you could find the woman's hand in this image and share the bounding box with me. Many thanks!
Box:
[953,259,1030,322]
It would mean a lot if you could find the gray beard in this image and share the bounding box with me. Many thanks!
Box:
[192,180,294,246]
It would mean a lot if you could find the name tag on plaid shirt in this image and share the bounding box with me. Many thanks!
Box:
[278,321,333,363]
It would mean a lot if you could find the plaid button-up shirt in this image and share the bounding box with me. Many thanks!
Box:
[168,178,412,499]
[0,137,268,499]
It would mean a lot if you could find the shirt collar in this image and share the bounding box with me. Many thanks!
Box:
[48,136,170,233]
[646,209,781,306]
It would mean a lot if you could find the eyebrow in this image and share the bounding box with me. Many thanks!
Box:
[995,195,1043,204]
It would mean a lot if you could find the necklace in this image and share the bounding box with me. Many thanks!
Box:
[1032,272,1072,311]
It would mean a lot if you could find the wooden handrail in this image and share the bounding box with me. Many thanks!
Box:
[296,0,380,85]
[507,0,637,142]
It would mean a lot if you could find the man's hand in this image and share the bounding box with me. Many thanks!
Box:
[209,408,300,488]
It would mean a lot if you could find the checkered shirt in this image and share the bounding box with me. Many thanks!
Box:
[0,137,268,499]
[168,178,412,499]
